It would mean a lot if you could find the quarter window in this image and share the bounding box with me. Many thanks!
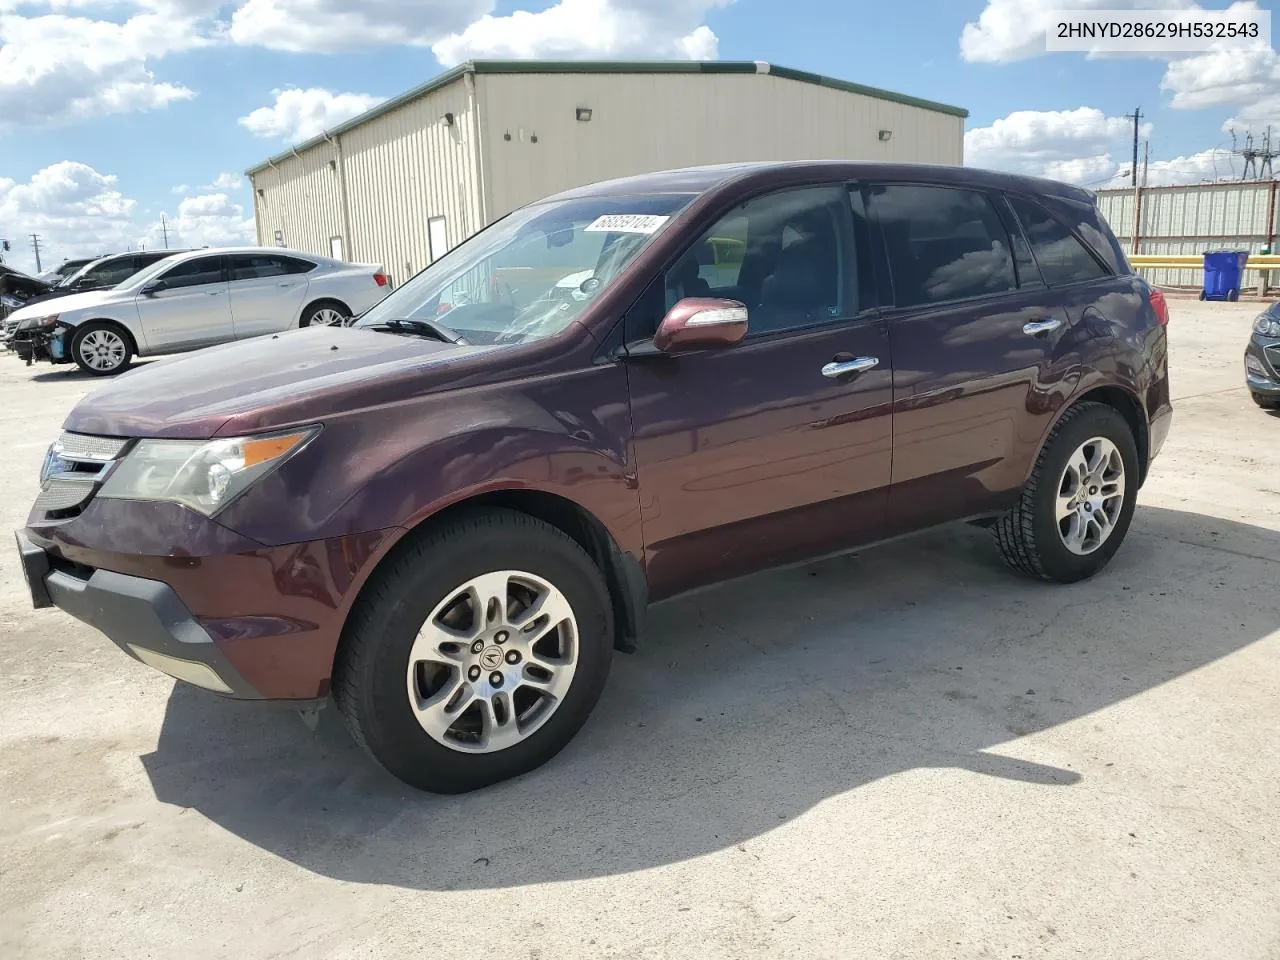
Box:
[663,184,855,336]
[869,184,1017,307]
[1007,196,1109,286]
[160,256,224,289]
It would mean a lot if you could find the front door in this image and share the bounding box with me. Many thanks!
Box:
[226,253,313,339]
[626,183,893,600]
[133,254,232,352]
[865,182,1069,534]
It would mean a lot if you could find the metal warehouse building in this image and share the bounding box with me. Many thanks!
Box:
[246,60,967,283]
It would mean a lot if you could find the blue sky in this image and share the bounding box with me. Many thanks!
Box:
[2,0,1277,273]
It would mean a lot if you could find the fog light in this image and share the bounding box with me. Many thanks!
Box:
[1245,353,1267,376]
[127,644,232,693]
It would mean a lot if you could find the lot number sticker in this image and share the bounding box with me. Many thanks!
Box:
[584,214,670,234]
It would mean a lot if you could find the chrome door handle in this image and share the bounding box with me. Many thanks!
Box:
[821,357,879,378]
[1023,318,1062,336]
[277,282,296,288]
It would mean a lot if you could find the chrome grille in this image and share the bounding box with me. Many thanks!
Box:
[55,432,129,461]
[33,479,99,512]
[35,432,130,517]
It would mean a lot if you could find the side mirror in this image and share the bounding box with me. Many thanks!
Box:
[653,297,748,353]
[141,280,168,296]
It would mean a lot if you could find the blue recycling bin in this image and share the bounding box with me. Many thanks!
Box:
[1201,250,1250,302]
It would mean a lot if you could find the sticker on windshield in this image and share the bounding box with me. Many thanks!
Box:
[584,214,670,234]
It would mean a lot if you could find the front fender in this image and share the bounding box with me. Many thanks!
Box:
[215,362,642,561]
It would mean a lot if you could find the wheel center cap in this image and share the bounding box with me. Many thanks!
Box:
[478,646,504,670]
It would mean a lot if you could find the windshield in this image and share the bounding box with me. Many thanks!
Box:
[355,192,696,345]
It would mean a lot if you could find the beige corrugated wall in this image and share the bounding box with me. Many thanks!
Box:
[250,146,344,256]
[476,71,964,219]
[251,78,482,286]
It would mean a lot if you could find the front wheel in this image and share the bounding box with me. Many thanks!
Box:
[70,322,133,376]
[993,402,1140,583]
[333,509,614,793]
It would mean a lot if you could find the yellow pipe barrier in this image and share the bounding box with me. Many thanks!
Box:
[1129,254,1280,268]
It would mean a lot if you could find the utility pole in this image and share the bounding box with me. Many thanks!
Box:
[160,214,169,249]
[29,234,43,273]
[1125,107,1143,187]
[1142,138,1149,187]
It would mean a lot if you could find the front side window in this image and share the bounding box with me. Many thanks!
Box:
[356,193,695,345]
[1008,195,1109,286]
[663,184,855,336]
[160,256,225,290]
[869,184,1017,307]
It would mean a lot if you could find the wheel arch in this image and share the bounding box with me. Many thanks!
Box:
[339,488,646,660]
[1038,384,1150,485]
[299,297,351,327]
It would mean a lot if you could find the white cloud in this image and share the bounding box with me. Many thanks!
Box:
[238,87,384,142]
[171,183,190,193]
[228,0,488,52]
[204,172,244,190]
[432,0,729,65]
[960,0,1195,63]
[0,162,254,274]
[0,11,204,127]
[965,107,1140,182]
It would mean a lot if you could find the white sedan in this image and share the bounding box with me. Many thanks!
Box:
[7,247,389,375]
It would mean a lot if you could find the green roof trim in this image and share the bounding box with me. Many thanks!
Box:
[246,60,967,175]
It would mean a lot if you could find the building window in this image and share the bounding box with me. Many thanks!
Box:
[330,236,344,261]
[428,217,448,263]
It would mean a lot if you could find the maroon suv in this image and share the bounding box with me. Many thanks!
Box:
[16,162,1172,793]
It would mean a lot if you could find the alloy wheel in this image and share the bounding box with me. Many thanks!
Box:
[405,570,578,753]
[1055,436,1126,555]
[314,307,347,326]
[77,329,126,371]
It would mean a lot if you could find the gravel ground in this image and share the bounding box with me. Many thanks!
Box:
[1,299,1277,959]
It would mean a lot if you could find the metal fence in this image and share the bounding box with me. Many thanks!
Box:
[1096,180,1280,293]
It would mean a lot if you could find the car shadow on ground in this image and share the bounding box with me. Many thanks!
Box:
[141,504,1280,891]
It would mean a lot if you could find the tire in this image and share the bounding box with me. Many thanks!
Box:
[299,300,351,327]
[1228,289,1240,302]
[1198,290,1207,301]
[333,508,614,793]
[1253,391,1280,410]
[993,402,1140,583]
[70,322,133,376]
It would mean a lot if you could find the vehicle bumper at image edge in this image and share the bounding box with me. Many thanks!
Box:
[16,529,264,699]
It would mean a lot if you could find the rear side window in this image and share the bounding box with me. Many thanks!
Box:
[1007,196,1108,286]
[83,259,140,287]
[868,184,1016,307]
[228,254,315,280]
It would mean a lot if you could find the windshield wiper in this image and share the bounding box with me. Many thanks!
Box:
[367,317,467,345]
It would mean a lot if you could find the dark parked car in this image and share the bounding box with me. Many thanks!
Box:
[1,265,54,334]
[16,162,1172,793]
[1245,302,1280,409]
[24,250,193,308]
[38,258,100,285]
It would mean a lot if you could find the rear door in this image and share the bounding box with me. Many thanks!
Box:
[866,182,1073,534]
[226,253,314,338]
[133,254,232,352]
[626,183,893,599]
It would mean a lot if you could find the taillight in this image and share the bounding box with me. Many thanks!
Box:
[373,272,388,287]
[436,302,452,315]
[1149,286,1169,326]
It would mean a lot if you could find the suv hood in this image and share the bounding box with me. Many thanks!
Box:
[63,326,493,439]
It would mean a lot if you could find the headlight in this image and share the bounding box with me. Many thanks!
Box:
[17,315,59,331]
[98,427,317,516]
[1253,313,1280,337]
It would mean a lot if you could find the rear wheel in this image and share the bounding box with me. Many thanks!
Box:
[1252,391,1280,410]
[333,509,614,793]
[993,403,1140,583]
[70,322,133,376]
[300,301,350,327]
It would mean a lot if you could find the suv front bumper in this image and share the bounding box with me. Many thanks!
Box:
[17,530,261,698]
